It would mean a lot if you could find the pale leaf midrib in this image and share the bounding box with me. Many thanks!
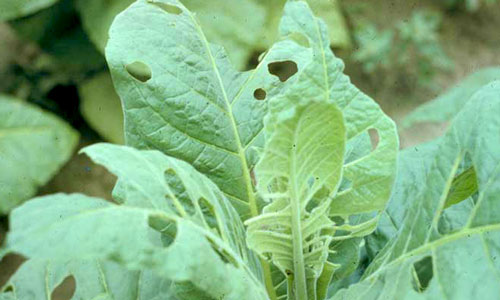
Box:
[187,10,258,216]
[364,222,500,281]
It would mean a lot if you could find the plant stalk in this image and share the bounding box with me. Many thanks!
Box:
[290,184,308,300]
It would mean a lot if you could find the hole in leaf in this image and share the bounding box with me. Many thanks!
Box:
[149,214,177,247]
[411,256,433,293]
[207,236,239,267]
[437,153,478,235]
[164,169,195,215]
[0,254,25,286]
[126,61,152,82]
[268,60,298,82]
[51,275,76,300]
[246,50,266,70]
[368,128,379,150]
[149,2,182,15]
[253,88,267,100]
[198,198,219,234]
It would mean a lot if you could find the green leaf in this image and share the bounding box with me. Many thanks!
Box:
[5,144,268,299]
[77,0,349,69]
[106,0,311,220]
[82,143,262,276]
[0,293,14,300]
[403,67,500,127]
[106,0,397,220]
[246,101,346,299]
[0,0,60,21]
[78,72,124,144]
[365,140,441,258]
[0,95,79,213]
[1,259,173,300]
[182,0,350,69]
[265,1,399,219]
[75,0,134,52]
[333,81,500,299]
[445,166,478,208]
[244,1,397,297]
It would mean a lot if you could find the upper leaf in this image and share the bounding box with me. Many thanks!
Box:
[334,81,500,299]
[244,1,398,298]
[106,0,312,219]
[265,1,399,219]
[246,101,345,299]
[80,0,348,68]
[0,95,78,213]
[106,0,398,223]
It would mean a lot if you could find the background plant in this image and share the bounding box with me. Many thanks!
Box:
[351,8,453,87]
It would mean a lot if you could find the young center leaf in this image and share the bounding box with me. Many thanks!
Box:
[245,1,398,299]
[334,82,500,299]
[3,144,268,300]
[246,101,345,299]
[0,95,78,213]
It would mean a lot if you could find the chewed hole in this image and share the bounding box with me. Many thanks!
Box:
[149,1,182,15]
[125,61,152,82]
[253,88,267,100]
[51,275,76,300]
[268,60,298,82]
[3,286,13,292]
[148,214,178,247]
[198,198,219,234]
[368,128,379,150]
[207,237,239,267]
[411,256,433,292]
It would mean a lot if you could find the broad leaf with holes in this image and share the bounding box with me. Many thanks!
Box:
[77,0,348,68]
[2,259,173,300]
[106,0,308,220]
[334,82,500,299]
[2,144,267,299]
[246,101,346,299]
[106,1,398,298]
[0,95,78,213]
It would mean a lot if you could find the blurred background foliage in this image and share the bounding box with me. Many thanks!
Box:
[0,0,499,296]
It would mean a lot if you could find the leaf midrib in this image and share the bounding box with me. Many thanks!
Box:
[184,7,277,300]
[364,222,500,281]
[187,9,258,217]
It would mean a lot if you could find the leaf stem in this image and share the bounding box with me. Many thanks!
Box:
[290,187,308,300]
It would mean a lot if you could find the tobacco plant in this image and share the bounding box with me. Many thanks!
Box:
[1,1,500,300]
[352,9,453,87]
